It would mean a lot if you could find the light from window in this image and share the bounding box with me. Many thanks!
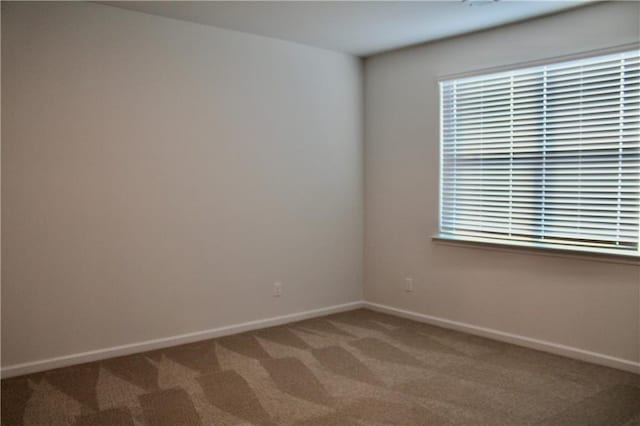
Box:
[439,49,640,257]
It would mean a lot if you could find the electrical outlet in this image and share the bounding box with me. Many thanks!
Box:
[273,282,283,297]
[405,277,414,292]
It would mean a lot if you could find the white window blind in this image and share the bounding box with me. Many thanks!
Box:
[439,49,640,257]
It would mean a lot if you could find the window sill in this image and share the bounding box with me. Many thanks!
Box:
[432,234,640,266]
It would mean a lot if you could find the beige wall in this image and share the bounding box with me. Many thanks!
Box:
[364,1,640,365]
[1,2,363,367]
[3,0,639,372]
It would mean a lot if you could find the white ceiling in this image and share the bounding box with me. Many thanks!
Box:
[103,1,593,57]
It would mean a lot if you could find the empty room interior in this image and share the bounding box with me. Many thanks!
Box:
[2,0,640,424]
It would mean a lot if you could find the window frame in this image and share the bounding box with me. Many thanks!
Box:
[435,44,640,260]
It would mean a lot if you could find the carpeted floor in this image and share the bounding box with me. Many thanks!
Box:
[2,308,640,425]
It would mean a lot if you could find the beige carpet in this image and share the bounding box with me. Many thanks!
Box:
[2,308,640,425]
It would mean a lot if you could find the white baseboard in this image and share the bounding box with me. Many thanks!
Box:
[364,302,640,375]
[4,300,638,378]
[1,301,365,379]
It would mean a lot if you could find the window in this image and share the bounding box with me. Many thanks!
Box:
[439,49,640,257]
